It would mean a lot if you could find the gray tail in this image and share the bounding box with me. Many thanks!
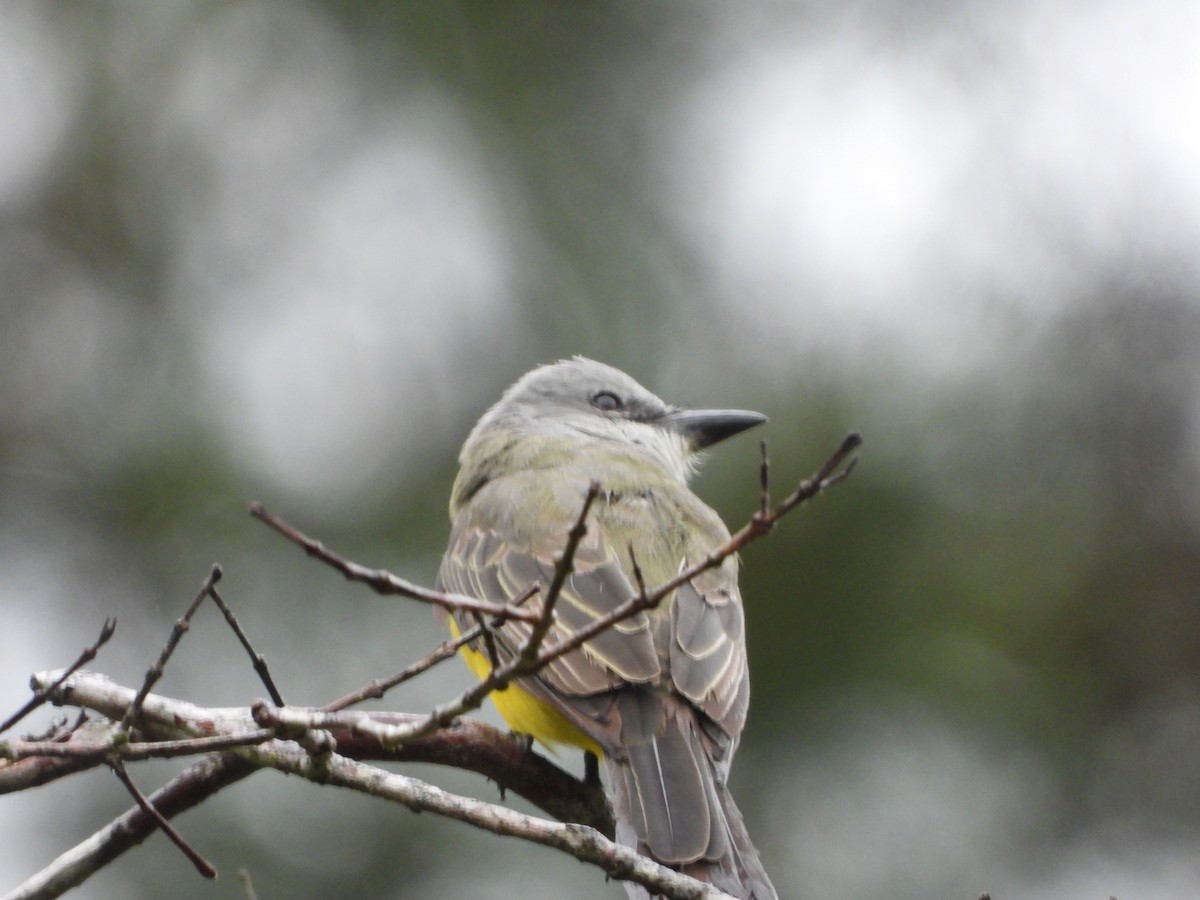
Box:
[605,694,778,900]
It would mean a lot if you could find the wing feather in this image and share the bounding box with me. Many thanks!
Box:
[437,521,661,699]
[670,573,749,738]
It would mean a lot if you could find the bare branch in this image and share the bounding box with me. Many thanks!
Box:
[633,431,863,610]
[120,566,222,733]
[256,743,735,899]
[31,670,262,745]
[206,582,285,706]
[4,727,276,765]
[516,480,600,666]
[509,582,542,610]
[627,542,648,597]
[9,671,654,895]
[109,760,216,878]
[4,752,257,900]
[0,617,115,736]
[23,670,612,836]
[0,720,113,793]
[772,430,862,518]
[320,626,482,713]
[249,502,542,624]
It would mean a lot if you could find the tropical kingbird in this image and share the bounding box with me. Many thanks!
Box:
[436,357,777,899]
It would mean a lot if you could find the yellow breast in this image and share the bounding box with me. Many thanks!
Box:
[447,618,604,758]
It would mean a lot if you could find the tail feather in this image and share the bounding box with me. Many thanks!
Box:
[623,707,713,862]
[675,780,777,900]
[606,693,777,900]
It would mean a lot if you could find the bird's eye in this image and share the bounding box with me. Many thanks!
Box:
[590,391,623,412]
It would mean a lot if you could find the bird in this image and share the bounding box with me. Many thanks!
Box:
[436,357,777,899]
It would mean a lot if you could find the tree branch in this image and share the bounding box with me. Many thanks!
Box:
[249,501,543,624]
[2,751,257,900]
[13,670,612,836]
[10,671,718,899]
[0,618,115,736]
[259,745,734,900]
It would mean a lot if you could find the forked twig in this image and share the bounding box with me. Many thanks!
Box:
[120,566,223,733]
[0,618,116,736]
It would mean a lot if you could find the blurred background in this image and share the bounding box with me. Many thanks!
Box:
[3,2,1199,897]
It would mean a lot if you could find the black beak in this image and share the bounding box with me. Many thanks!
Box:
[659,408,767,450]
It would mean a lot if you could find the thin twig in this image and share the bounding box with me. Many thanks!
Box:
[0,617,116,736]
[507,582,542,611]
[627,543,648,597]
[637,431,863,609]
[475,611,504,672]
[5,752,258,900]
[119,566,223,733]
[207,583,285,707]
[249,502,542,624]
[772,431,862,518]
[516,481,599,666]
[5,729,277,763]
[108,760,217,878]
[321,626,483,713]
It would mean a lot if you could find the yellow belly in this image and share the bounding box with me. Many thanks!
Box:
[448,618,603,757]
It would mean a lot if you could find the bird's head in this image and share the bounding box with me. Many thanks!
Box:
[460,357,765,487]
